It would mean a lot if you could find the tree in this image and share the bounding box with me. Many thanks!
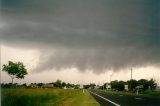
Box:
[90,83,96,89]
[111,80,125,91]
[138,79,149,90]
[62,82,66,87]
[2,61,28,84]
[127,79,138,91]
[118,81,126,91]
[54,80,62,88]
[37,83,44,87]
[66,83,74,88]
[83,84,90,89]
[148,78,157,91]
[111,80,119,90]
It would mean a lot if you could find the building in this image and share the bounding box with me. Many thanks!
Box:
[105,83,111,89]
[42,83,54,88]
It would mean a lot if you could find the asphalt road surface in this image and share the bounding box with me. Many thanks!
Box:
[89,90,160,106]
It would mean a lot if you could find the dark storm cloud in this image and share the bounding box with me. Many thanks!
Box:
[0,0,160,73]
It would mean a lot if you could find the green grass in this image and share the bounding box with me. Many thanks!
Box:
[1,88,99,106]
[142,90,160,97]
[96,89,160,98]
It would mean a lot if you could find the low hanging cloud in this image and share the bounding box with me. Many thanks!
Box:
[0,0,160,73]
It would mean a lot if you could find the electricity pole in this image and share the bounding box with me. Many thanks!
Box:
[131,67,132,80]
[130,67,133,91]
[110,74,113,83]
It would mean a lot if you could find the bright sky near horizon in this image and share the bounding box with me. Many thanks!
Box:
[0,0,160,85]
[1,45,160,85]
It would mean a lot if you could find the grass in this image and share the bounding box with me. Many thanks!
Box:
[1,88,99,106]
[60,90,99,106]
[142,90,160,97]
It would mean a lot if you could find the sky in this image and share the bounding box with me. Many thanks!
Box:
[0,0,160,85]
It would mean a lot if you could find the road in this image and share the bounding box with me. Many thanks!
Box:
[89,90,160,106]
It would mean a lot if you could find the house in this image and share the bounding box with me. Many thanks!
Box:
[42,83,54,88]
[124,85,129,91]
[105,83,111,89]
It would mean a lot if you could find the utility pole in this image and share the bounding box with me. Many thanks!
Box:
[130,67,133,91]
[131,67,132,80]
[110,74,113,83]
[110,74,113,90]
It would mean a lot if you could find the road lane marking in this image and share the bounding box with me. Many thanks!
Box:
[135,97,142,100]
[89,91,120,106]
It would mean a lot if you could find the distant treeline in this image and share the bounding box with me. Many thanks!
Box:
[83,78,157,92]
[110,78,157,91]
[1,80,80,89]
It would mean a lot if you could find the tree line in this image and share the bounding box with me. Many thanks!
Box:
[1,80,80,89]
[111,79,157,91]
[83,78,157,92]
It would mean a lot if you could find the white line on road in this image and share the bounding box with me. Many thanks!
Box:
[135,97,142,100]
[89,91,120,106]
